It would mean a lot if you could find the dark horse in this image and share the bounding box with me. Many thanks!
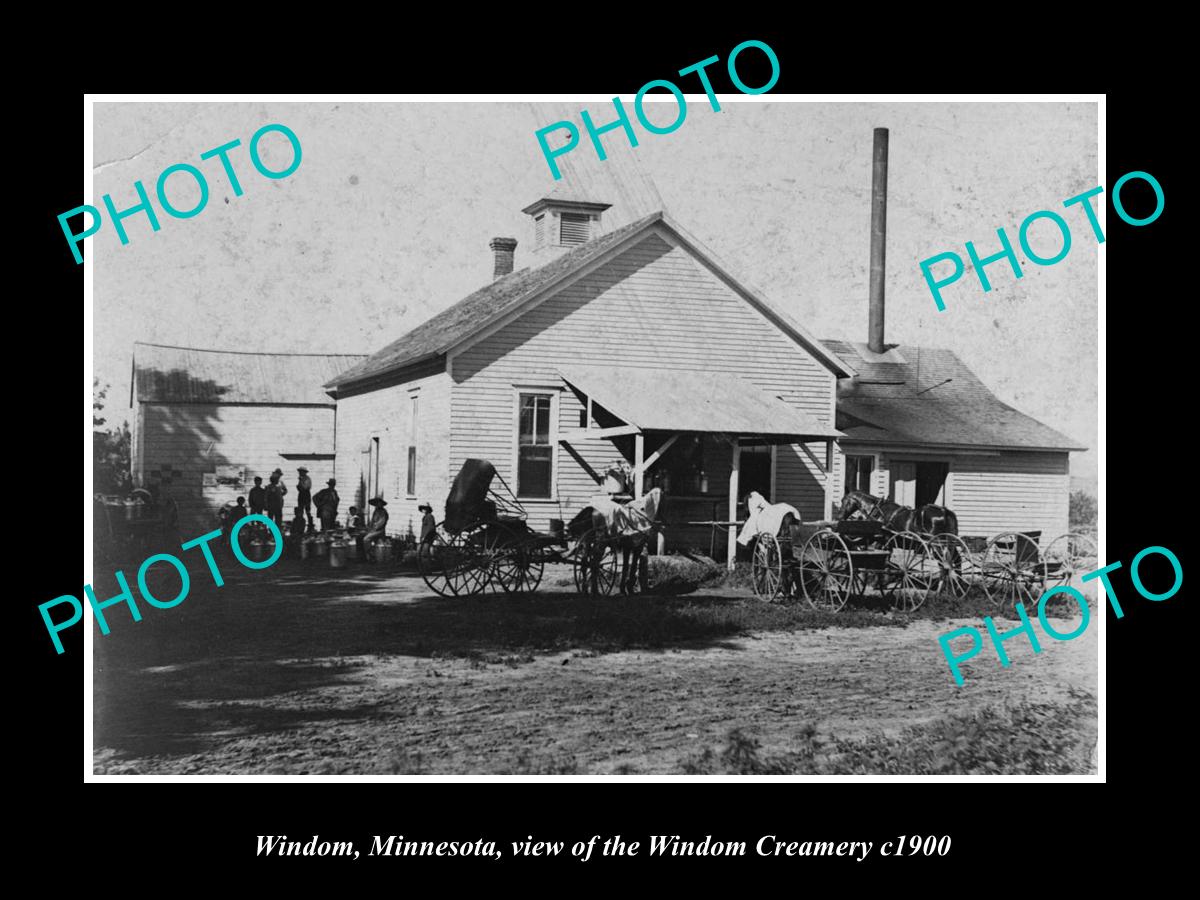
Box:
[839,490,958,536]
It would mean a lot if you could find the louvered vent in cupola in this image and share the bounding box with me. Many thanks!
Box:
[520,194,612,257]
[560,213,591,245]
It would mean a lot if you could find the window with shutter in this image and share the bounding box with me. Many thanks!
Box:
[559,213,590,245]
[534,214,545,249]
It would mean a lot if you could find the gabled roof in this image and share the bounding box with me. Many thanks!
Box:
[820,339,1086,452]
[327,212,852,391]
[133,342,367,406]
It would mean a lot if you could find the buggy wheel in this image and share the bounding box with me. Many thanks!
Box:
[418,525,462,596]
[1044,532,1098,590]
[751,533,784,602]
[418,524,492,597]
[456,525,496,596]
[799,530,853,612]
[929,533,977,601]
[982,532,1046,610]
[493,545,545,594]
[573,531,618,596]
[884,531,934,612]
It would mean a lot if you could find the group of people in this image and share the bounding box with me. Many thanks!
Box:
[246,467,343,531]
[218,465,395,557]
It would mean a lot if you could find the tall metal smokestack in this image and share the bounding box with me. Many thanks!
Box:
[868,127,889,354]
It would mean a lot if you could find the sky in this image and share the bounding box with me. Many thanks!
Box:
[91,99,1099,490]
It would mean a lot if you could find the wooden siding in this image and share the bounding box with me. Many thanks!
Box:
[450,229,836,536]
[333,370,451,541]
[833,444,1070,542]
[948,451,1070,541]
[136,403,338,536]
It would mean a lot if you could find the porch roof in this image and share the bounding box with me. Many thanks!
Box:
[558,364,842,441]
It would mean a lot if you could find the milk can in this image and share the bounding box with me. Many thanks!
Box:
[329,540,348,569]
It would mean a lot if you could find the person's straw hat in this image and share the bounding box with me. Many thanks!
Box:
[369,497,388,507]
[418,503,433,513]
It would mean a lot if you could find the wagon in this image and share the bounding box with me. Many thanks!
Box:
[978,530,1098,609]
[417,459,561,596]
[752,519,941,612]
[416,459,657,597]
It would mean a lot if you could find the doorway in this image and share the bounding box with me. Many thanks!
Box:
[890,459,948,506]
[362,437,380,505]
[739,444,773,502]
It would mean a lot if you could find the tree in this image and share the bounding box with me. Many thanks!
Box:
[1069,490,1097,529]
[92,377,108,428]
[93,380,132,494]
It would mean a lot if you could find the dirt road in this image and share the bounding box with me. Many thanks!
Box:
[92,561,1097,775]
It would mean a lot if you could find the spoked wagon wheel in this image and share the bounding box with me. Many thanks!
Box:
[1043,532,1098,589]
[982,532,1046,609]
[751,533,785,602]
[929,533,978,601]
[456,525,497,596]
[573,532,619,596]
[419,524,493,596]
[799,530,854,612]
[493,545,546,594]
[883,531,935,612]
[418,525,463,596]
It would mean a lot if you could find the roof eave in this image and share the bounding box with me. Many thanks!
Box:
[325,352,444,393]
[839,437,1086,453]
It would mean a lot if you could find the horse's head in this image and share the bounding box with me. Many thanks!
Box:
[840,491,877,521]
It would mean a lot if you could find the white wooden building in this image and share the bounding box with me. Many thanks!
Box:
[130,343,366,535]
[326,193,1084,562]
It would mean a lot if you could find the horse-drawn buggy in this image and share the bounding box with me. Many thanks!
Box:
[749,489,1097,612]
[417,459,663,597]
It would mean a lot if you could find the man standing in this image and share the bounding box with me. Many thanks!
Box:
[313,478,340,531]
[265,470,287,529]
[296,467,313,527]
[248,476,266,516]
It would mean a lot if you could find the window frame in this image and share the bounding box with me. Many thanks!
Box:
[511,386,560,501]
[405,389,419,499]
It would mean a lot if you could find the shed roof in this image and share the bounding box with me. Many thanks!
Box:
[820,340,1086,452]
[132,342,367,406]
[327,211,851,391]
[559,364,842,440]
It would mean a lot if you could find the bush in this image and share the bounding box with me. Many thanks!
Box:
[1070,490,1097,528]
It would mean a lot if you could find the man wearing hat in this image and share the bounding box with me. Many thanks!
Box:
[362,497,390,556]
[313,478,340,531]
[418,502,436,543]
[265,470,288,529]
[295,467,313,528]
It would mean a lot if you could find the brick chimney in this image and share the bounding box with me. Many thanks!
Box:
[490,237,518,280]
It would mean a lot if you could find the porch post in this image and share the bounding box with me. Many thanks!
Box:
[824,439,835,521]
[727,441,741,570]
[634,432,645,499]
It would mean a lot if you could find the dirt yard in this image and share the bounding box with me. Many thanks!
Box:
[92,555,1098,775]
